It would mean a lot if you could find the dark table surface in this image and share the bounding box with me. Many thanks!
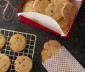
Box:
[0,0,85,72]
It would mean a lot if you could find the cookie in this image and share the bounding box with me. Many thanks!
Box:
[62,24,70,33]
[51,0,69,5]
[44,40,61,50]
[0,34,6,50]
[14,56,32,72]
[41,49,50,62]
[0,54,11,72]
[61,2,77,21]
[42,40,61,62]
[9,34,27,52]
[45,3,62,20]
[23,1,34,12]
[57,18,69,28]
[33,0,50,14]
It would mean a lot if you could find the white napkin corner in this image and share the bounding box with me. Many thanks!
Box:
[42,46,85,72]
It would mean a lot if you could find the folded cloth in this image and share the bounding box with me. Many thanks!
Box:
[42,46,85,72]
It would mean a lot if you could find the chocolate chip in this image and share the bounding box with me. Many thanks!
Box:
[18,62,21,64]
[51,10,53,13]
[23,59,25,61]
[54,45,56,47]
[17,37,19,39]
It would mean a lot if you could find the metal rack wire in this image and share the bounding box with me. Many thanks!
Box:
[0,28,36,72]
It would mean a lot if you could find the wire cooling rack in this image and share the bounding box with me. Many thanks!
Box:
[0,28,36,72]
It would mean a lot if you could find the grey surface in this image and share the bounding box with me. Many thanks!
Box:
[0,0,85,72]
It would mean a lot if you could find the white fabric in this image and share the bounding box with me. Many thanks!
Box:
[42,46,85,72]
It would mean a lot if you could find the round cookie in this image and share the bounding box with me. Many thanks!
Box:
[14,56,32,72]
[45,3,62,20]
[62,24,70,34]
[23,1,34,12]
[0,54,11,72]
[51,0,69,5]
[33,0,50,14]
[0,34,6,50]
[57,18,69,28]
[9,34,27,52]
[43,40,61,60]
[61,2,77,21]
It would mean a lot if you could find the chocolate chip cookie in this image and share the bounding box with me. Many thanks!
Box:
[14,56,32,72]
[9,34,27,52]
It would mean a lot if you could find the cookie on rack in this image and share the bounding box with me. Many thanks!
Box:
[14,56,32,72]
[45,3,62,20]
[9,34,27,52]
[0,54,11,72]
[61,2,77,21]
[0,34,6,50]
[23,1,34,12]
[33,0,50,14]
[41,40,61,62]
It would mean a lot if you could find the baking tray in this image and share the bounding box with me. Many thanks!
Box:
[0,28,36,72]
[17,0,83,38]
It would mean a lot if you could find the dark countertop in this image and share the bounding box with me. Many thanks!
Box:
[0,0,85,72]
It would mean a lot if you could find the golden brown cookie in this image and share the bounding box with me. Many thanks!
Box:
[23,1,34,12]
[62,24,70,33]
[45,3,62,20]
[41,40,61,62]
[0,54,11,72]
[51,0,69,5]
[0,34,6,50]
[33,0,50,14]
[41,49,50,62]
[61,2,77,21]
[9,34,27,52]
[44,40,61,50]
[14,56,32,72]
[57,18,69,28]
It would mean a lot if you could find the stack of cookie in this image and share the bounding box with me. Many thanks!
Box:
[0,34,32,72]
[23,0,77,33]
[41,40,62,62]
